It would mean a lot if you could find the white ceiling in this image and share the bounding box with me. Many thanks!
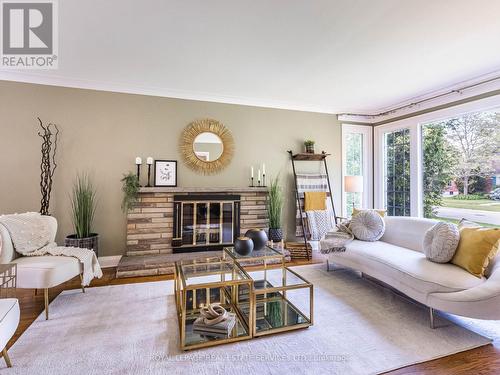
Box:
[2,0,500,114]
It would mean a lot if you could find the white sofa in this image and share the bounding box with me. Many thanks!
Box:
[0,215,84,320]
[0,298,19,368]
[326,216,500,326]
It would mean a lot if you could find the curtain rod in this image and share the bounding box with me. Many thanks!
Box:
[339,75,500,119]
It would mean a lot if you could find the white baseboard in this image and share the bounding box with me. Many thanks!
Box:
[98,255,122,268]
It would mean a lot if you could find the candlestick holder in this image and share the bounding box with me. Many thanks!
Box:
[258,179,261,187]
[146,164,152,187]
[249,177,254,187]
[136,164,142,187]
[262,173,266,187]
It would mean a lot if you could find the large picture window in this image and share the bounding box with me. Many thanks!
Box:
[374,94,500,227]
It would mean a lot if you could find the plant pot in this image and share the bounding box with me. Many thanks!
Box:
[305,144,315,154]
[65,233,99,256]
[245,229,268,250]
[268,228,283,242]
[234,237,254,256]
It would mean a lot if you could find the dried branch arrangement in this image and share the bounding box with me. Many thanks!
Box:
[38,117,59,215]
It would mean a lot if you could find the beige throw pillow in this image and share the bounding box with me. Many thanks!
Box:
[423,222,460,263]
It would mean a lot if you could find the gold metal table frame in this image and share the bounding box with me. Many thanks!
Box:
[175,248,313,351]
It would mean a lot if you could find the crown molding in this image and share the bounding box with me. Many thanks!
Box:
[0,71,339,114]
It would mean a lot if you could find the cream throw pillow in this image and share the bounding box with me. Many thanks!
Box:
[350,210,385,242]
[423,222,460,263]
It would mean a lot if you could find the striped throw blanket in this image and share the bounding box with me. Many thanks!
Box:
[295,173,334,238]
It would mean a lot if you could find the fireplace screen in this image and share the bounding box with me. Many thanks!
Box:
[172,195,240,252]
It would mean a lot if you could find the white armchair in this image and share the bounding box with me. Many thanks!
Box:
[0,298,19,368]
[0,215,84,320]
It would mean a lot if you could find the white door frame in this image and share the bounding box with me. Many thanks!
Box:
[341,124,373,217]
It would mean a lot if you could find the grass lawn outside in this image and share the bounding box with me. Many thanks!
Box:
[441,197,500,212]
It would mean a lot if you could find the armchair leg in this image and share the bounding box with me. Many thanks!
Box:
[429,307,435,329]
[79,274,85,293]
[2,347,12,368]
[44,288,49,320]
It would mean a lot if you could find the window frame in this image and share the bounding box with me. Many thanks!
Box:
[374,94,500,217]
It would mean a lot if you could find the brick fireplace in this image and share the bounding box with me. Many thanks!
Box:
[116,187,268,277]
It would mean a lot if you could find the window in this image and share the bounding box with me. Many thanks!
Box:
[342,125,373,217]
[374,94,500,227]
[422,110,500,226]
[384,128,411,216]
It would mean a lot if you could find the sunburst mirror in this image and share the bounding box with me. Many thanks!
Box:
[179,119,235,174]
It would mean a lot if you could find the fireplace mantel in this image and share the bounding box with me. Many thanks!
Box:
[139,187,268,193]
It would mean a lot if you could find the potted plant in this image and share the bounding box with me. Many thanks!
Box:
[304,139,315,153]
[65,173,99,255]
[267,175,284,242]
[121,172,140,212]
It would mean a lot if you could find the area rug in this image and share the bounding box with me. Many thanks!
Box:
[4,264,492,375]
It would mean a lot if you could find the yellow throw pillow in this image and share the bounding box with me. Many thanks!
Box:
[352,208,386,218]
[451,222,500,278]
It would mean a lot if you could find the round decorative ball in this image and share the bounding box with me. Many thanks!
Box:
[245,229,268,250]
[234,236,254,256]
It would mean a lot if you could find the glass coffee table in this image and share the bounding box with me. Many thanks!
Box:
[175,249,313,350]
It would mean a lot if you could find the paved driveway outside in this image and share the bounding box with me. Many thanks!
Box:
[436,207,500,226]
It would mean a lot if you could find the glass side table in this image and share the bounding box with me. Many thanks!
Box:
[0,263,17,299]
[223,246,313,337]
[174,257,253,350]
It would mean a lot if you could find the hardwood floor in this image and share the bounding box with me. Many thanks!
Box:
[5,259,500,374]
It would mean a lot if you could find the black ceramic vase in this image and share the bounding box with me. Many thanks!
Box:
[268,228,283,242]
[245,229,268,250]
[234,237,254,256]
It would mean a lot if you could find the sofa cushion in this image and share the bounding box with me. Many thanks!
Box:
[423,222,460,263]
[0,298,20,349]
[452,224,500,277]
[12,255,81,289]
[350,210,385,241]
[380,217,437,252]
[334,240,484,294]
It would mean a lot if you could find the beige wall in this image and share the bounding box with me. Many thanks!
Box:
[0,80,342,257]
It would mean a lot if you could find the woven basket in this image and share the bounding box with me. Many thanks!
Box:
[65,234,99,257]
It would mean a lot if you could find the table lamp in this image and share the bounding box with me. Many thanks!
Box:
[345,175,364,215]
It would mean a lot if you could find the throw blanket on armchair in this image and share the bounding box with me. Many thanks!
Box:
[0,213,102,286]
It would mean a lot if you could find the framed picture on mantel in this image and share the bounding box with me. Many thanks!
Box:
[154,160,177,187]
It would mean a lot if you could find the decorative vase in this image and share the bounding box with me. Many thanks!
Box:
[268,228,283,242]
[234,237,254,256]
[305,144,315,153]
[65,233,99,257]
[245,229,268,250]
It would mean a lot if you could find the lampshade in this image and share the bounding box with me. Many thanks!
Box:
[345,175,364,193]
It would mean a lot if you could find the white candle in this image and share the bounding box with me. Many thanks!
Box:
[135,157,142,165]
[262,163,266,175]
[251,166,254,178]
[258,169,261,181]
[146,157,154,165]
